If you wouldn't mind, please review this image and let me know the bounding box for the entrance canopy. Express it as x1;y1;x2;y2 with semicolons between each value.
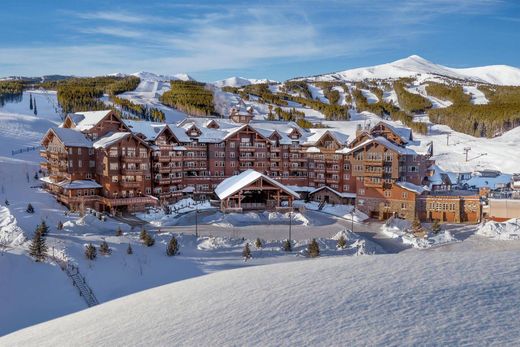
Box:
215;169;300;212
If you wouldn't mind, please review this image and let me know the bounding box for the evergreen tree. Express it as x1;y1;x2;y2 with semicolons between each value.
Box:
37;221;49;236
4;199;9;206
166;235;179;256
85;243;96;260
411;219;424;234
115;226;123;236
29;229;47;262
26;203;34;214
33;99;37;116
432;220;441;234
57;220;63;230
282;239;292;252
308;239;320;258
242;243;252;261
139;228;147;240
255;237;263;249
34;172;39;180
99;240;111;255
127;244;133;255
337;235;347;249
143;233;155;247
29;93;33;110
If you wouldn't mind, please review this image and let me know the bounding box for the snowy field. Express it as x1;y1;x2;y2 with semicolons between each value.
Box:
4;247;520;346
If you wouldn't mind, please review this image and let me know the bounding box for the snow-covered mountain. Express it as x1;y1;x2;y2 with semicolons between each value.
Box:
304;55;520;86
213;76;278;88
131;71;194;82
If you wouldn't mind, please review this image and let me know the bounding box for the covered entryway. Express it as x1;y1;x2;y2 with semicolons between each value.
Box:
214;169;300;213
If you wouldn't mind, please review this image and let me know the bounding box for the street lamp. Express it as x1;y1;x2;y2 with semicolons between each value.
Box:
288;210;292;243
349;209;355;233
195;205;199;238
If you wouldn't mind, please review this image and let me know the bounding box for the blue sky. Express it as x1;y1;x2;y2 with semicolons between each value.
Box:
0;0;518;81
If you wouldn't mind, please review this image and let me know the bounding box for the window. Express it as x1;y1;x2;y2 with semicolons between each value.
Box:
145;188;151;194
77;148;82;155
68;148;72;155
401;203;407;209
402;192;408;199
343;174;350;180
109;148;118;157
384;190;391;197
109;163;119;171
112;176;118;183
89;160;95;168
343;184;350;191
358;188;365;195
69;160;73;168
408;166;418;173
78;160;82;168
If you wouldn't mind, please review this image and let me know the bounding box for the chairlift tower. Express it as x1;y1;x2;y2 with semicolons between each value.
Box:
464;147;471;162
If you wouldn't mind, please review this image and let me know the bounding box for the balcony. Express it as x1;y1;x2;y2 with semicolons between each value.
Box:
121;168;145;175
270;156;281;161
239;145;255;152
364;178;383;188
40;162;50;170
158;167;171;174
363;169;384;178
289;146;300;152
120;181;141;189
40;150;49;159
49;152;67;160
239;156;255;161
157;156;171;163
365;158;384;166
270;147;281;152
102;196;158;207
290;157;307;162
122;156;147;163
155;177;171;185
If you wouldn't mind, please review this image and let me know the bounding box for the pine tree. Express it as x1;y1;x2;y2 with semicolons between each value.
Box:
282;239;292;252
411;219;424;234
26;203;34;213
33;99;37;116
85;243;97;260
242;243;252;261
166;235;179;256
29;93;33;110
308;239;320;258
34;172;39;180
337;235;347;249
4;199;9;206
255;237;263;249
143;233;155;247
115;226;123;236
57;220;63;230
127;244;133;255
37;221;49;236
99;241;111;255
29;229;47;262
432;220;441;234
139;228;147;240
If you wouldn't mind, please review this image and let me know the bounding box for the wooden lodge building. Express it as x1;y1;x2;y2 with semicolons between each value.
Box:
39;108;481;223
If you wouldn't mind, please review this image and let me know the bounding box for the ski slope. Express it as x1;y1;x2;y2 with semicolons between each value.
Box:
4;249;520;346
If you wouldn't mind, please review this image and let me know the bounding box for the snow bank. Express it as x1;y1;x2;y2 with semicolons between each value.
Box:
0;205;25;247
477;219;520;240
6;251;520;346
136;198;213;226
381;217;458;249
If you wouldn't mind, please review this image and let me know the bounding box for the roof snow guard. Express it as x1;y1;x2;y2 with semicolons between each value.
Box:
214;169;300;200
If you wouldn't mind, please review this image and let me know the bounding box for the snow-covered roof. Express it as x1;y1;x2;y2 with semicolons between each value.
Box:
215;169;300;200
338;136;417;156
47;128;93;148
306;146;321;153
39;177;102;189
124;120;167;141
70;110;112;131
463;172;512;190
309;186;357;198
372;121;412;143
93;132;131;149
396;181;428;194
303;129;349;147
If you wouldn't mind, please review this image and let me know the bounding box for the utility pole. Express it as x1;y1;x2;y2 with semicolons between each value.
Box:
288;210;292;242
464;147;471;162
350;210;354;233
195;205;198;238
446;133;450;146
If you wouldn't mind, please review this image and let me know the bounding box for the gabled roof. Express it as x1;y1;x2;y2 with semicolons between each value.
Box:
309;186;356;198
336;136;417;155
123;120;168;141
304;129;349;147
67;110;113;131
396;181;428;194
43;128;93;148
371;121;412;143
93;132;131;149
215;169;300;200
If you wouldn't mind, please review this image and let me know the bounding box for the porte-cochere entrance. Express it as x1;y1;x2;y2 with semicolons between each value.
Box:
214;169;300;213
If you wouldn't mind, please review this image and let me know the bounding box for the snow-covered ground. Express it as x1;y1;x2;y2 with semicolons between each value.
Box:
5;248;520;346
293;201;368;222
360;89;379;104
463;85;488;105
477;218;520;240
381;217;459;249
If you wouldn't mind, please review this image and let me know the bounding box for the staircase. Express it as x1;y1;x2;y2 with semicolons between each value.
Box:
63;263;99;307
318;200;326;211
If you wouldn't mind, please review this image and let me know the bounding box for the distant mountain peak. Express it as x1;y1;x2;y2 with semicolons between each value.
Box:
131;71;194;82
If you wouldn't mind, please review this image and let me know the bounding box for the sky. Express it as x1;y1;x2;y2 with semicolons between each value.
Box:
0;0;519;82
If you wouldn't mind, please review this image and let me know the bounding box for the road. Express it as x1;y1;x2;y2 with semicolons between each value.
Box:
139;210;411;254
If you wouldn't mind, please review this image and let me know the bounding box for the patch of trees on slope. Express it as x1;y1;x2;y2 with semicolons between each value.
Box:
427;83;520;137
40;76;140;114
160;81;216;117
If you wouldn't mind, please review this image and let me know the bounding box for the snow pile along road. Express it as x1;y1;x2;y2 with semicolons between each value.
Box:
4;251;520;346
477;218;520;240
382;217;458;249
